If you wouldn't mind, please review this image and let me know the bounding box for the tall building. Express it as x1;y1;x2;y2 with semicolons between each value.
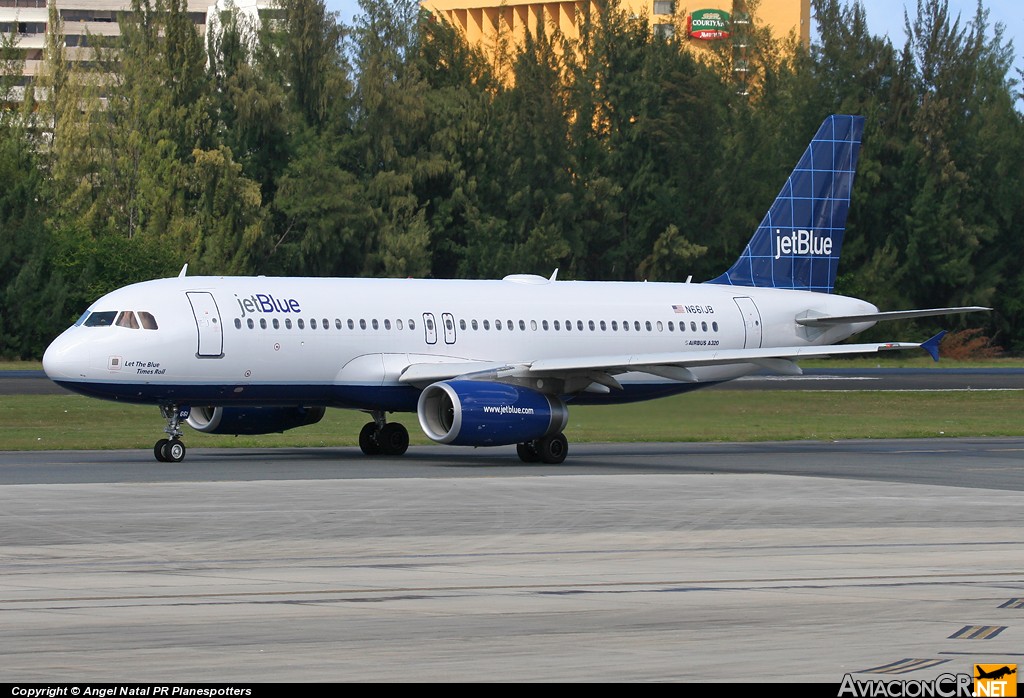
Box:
421;0;810;87
0;0;278;107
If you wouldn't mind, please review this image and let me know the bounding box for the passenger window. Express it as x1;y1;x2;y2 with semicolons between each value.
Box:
495;320;502;331
701;321;708;331
542;320;549;330
310;319;318;329
385;319;392;330
460;319;466;330
645;321;652;332
409;319;416;330
372;319;379;330
336;319;342;330
247;318;254;329
553;320;560;330
348;319;355;329
260;318;267;329
611;321;618;331
273;319;280;329
635;321;641;331
138;311;158;330
323;318;329;330
298;319;305;329
483;320;490;330
397;319;404;330
285;318;292;329
234;318;242;329
691;322;697;331
472;319;478;330
712;322;719;332
668;321;675;332
519;320;526;331
359;319;366;330
657;321;663;331
530;320;537;331
565;320;572;331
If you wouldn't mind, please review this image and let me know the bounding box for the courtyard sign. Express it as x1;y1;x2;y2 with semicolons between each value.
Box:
688;8;730;40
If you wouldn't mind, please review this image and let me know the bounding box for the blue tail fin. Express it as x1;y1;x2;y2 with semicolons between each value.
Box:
707;114;865;293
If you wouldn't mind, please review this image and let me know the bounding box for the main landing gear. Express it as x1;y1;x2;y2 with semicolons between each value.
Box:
516;433;568;465
359;411;410;456
154;404;187;463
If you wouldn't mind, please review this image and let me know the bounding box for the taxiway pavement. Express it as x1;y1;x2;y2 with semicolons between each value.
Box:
1;440;1022;682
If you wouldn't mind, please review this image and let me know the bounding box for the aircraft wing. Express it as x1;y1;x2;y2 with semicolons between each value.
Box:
399;339;933;388
796;306;990;326
522;341;924;377
399;361;520;385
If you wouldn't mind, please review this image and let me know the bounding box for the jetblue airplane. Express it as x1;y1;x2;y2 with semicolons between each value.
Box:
42;115;986;463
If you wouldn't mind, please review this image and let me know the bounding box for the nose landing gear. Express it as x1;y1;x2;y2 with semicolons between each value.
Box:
154;405;187;462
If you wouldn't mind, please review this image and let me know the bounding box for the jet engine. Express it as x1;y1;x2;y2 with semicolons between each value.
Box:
186;406;326;435
417;380;568;447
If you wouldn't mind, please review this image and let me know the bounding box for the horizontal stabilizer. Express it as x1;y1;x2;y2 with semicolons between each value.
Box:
920;331;947;362
795;306;990;327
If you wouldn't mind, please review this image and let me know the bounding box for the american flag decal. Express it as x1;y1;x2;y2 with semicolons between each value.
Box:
672;305;686;313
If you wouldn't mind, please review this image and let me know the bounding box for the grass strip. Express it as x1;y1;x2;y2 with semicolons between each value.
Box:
1;390;1020;451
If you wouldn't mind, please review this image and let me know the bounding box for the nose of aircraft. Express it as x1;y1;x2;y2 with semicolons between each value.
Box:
42;330;83;382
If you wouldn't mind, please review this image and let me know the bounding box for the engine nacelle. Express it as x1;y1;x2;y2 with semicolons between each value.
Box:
186;406;326;435
417;380;568;446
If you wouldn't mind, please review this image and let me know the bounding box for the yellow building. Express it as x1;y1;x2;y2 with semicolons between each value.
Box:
420;0;810;52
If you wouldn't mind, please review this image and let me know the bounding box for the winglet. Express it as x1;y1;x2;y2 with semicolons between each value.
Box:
921;331;947;362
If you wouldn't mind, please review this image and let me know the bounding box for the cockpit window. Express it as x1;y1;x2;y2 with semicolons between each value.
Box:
82;310;158;329
83;311;117;327
116;311;140;329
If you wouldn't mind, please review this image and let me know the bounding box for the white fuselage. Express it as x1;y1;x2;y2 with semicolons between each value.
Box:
42;274;878;411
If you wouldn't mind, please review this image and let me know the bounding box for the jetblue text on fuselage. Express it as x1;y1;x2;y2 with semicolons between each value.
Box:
236;293;301;317
774;229;833;259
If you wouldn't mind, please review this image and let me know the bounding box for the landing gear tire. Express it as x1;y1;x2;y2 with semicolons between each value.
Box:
536;433;568;465
359;422;383;456
516;441;541;463
155;404;187;463
378;423;410;456
161;439;186;463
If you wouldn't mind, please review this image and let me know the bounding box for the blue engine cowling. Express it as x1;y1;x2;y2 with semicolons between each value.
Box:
186;406;326;435
417;380;568;446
